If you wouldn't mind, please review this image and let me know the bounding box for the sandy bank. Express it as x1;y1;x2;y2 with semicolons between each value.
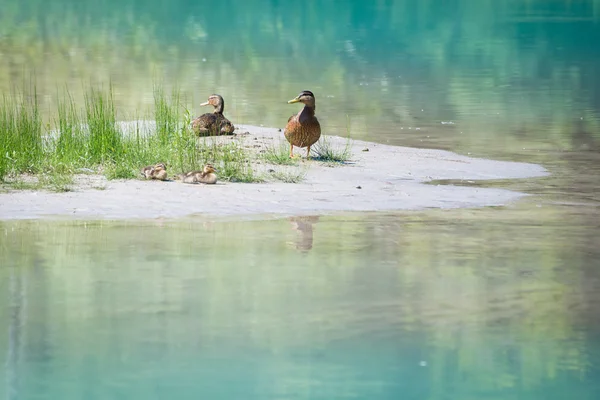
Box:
0;124;548;220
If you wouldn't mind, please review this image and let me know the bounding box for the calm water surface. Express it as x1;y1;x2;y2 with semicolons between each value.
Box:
1;209;600;399
2;0;600;398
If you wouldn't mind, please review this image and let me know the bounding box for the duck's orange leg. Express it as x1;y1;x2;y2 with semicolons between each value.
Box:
289;144;294;158
306;146;311;159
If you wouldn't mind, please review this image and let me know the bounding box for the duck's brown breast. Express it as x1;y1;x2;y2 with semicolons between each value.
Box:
284;116;321;148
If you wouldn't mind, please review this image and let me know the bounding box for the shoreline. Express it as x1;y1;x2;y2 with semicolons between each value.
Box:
0;124;549;221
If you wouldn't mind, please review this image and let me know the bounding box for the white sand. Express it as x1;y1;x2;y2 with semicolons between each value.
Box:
0;124;548;220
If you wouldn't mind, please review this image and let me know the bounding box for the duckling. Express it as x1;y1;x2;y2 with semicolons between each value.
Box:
140;163;168;181
284;90;321;158
174;171;200;184
191;94;235;136
174;164;218;184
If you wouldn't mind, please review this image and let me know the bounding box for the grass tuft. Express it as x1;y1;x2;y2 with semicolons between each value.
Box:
84;85;125;165
104;163;137;180
311;135;353;163
1;173;73;193
262;142;298;165
197;139;260;182
54;90;87;168
39;174;74;192
2;179;40;191
154;85;180;145
269;168;306;183
0;88;44;178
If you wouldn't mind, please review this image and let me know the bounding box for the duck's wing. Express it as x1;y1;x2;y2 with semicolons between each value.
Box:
192;113;219;135
141;166;153;177
183;170;202;177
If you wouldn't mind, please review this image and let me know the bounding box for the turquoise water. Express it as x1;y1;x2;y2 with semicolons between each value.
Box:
2;0;599;157
2;0;600;399
2;0;599;200
2;212;600;399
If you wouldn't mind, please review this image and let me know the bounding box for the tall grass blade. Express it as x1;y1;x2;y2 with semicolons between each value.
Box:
154;86;180;145
84;85;122;163
0;89;43;179
55;90;86;167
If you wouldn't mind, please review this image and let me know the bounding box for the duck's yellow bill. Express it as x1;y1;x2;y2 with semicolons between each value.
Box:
287;98;301;104
200;101;210;106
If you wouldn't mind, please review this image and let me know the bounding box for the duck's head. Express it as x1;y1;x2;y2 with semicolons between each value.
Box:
200;94;225;113
154;163;167;171
203;164;217;174
287;90;316;109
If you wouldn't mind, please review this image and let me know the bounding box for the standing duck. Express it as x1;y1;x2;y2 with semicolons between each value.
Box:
284;90;321;158
191;94;235;136
175;164;218;184
141;163;168;181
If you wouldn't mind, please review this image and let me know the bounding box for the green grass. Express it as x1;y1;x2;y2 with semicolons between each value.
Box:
269;168;307;183
197;139;260;182
85;85;123;164
311;134;353;163
2;173;74;193
153;85;180;146
54;91;88;168
39;173;74;192
0;83;266;189
1;180;40;191
0;88;44;179
261;137;353;164
262;142;298;165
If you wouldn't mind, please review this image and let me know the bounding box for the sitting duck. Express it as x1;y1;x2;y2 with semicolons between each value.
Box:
191;94;235;136
175;164;218;184
141;163;168;181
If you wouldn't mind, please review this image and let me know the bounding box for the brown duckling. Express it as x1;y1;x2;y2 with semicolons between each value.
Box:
174;164;218;184
191;94;235;136
141;163;168;181
284;90;321;158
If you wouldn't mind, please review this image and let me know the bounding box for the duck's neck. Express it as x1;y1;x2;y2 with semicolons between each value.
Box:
213;101;224;114
298;105;315;123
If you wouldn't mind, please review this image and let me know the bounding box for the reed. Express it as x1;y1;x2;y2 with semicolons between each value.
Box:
53;90;87;170
84;85;123;164
0;89;44;179
154;85;180;145
0;83;281;187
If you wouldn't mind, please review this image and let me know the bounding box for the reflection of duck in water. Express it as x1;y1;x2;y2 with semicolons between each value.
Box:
287;216;320;252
